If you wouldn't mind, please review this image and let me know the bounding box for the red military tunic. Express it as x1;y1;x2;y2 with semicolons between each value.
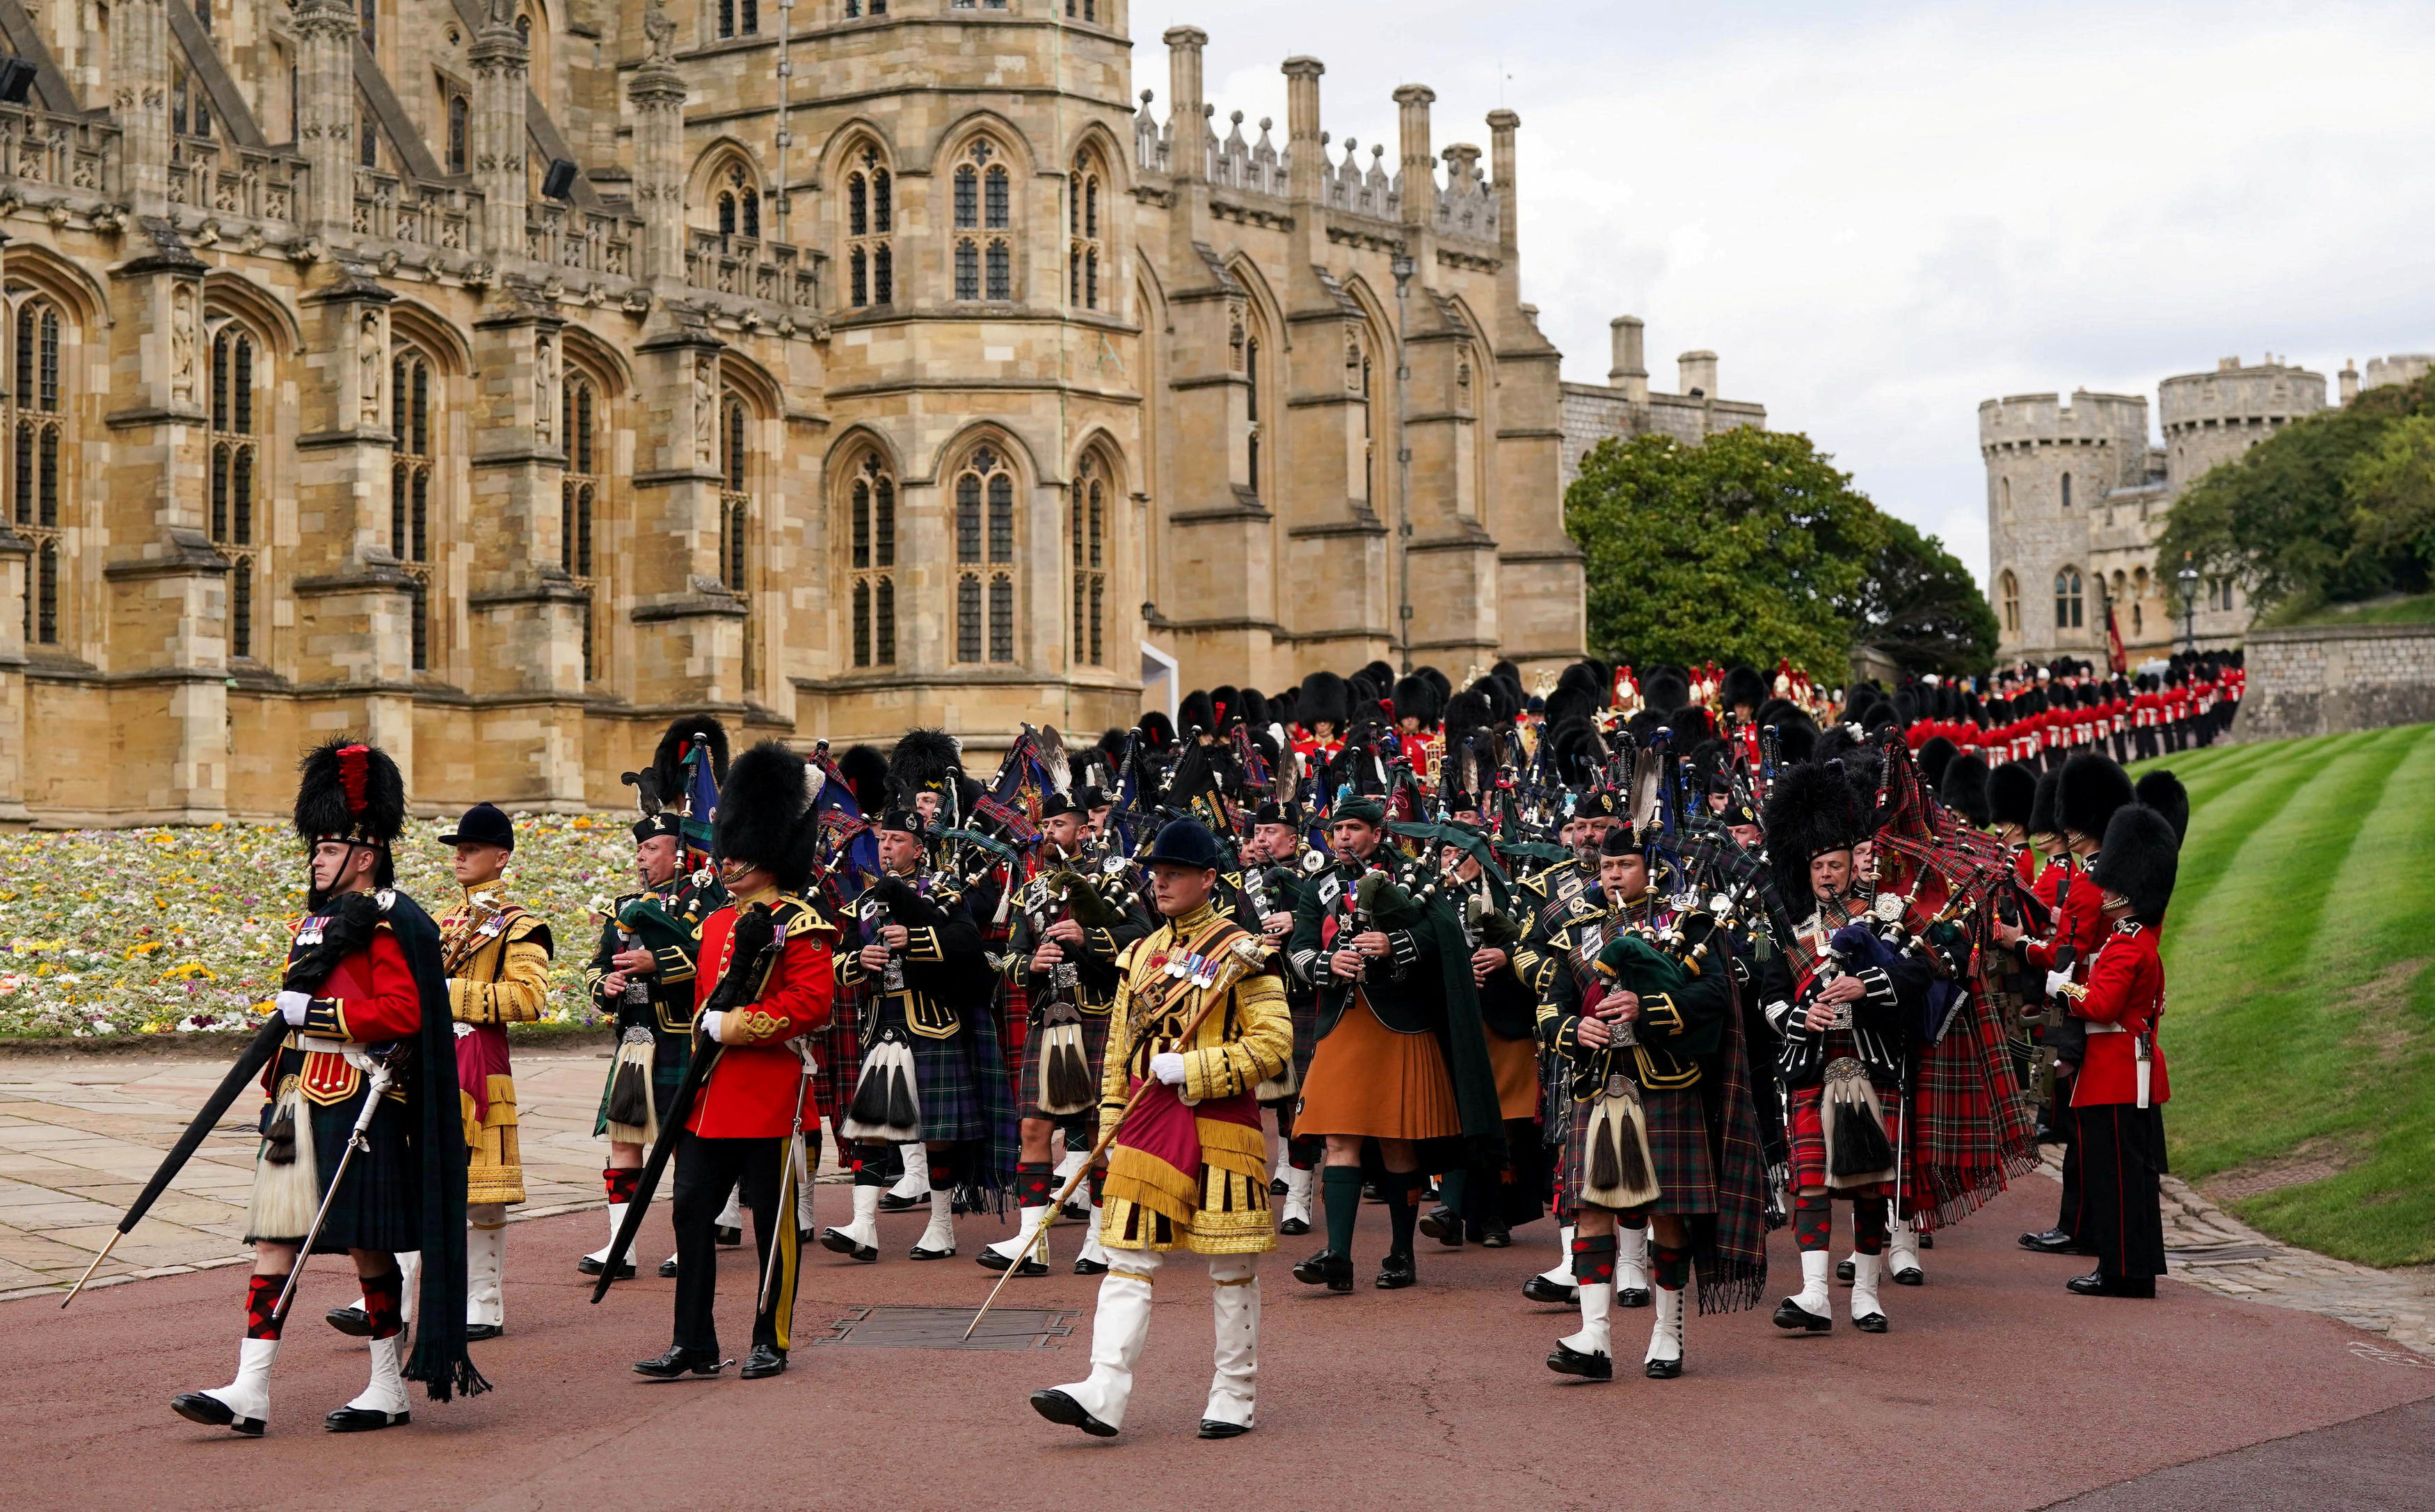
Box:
688;890;837;1139
2023;854;2105;983
292;920;425;1105
2063;918;2169;1108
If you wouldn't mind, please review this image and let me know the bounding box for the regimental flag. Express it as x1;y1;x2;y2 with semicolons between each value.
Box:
807;747;879;901
678;739;721;866
2105;600;2128;674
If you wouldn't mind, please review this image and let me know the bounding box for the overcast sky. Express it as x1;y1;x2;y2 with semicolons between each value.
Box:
1127;0;2435;588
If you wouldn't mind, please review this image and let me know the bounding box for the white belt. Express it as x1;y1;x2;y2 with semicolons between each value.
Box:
2084;1022;2127;1035
296;1034;380;1073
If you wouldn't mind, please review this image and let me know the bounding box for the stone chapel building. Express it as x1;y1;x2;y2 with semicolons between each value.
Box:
0;0;1583;823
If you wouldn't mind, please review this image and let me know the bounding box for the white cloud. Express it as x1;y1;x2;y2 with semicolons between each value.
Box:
1128;0;2435;584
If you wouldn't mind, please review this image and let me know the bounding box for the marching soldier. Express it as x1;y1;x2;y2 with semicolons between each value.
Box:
580;780;728;1280
633;741;838;1383
1030;819;1292;1440
1242;801;1320;1234
984;791;1153;1277
173;739;484;1436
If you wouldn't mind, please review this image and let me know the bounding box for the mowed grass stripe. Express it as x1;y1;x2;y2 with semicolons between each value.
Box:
2231;723;2435;1264
2153;727;2406;1181
2138;731;2363;937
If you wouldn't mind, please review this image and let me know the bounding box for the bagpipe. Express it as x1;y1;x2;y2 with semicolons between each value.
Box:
1019;858;1138;1118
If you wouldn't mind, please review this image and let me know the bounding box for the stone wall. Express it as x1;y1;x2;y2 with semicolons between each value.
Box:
2231;623;2435;742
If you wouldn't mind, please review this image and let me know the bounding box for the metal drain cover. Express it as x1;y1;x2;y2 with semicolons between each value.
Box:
811;1305;1078;1351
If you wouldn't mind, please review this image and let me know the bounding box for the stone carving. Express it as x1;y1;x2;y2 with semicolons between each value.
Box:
359;311;385;424
694;355;715;464
169;284;198;405
535;330;558;444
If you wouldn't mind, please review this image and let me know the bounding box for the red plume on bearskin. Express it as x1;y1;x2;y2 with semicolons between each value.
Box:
713;740;820;892
294;736;406;849
650;714;731;803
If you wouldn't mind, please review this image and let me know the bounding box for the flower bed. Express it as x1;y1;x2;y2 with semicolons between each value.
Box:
0;817;634;1038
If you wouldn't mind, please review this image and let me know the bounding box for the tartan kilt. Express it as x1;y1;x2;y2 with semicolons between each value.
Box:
245;1084;422;1253
1786;1083;1900;1198
592;1023;691;1137
1560;1081;1716;1218
813;1018;863;1127
1014;1002;1112;1126
905;1028;985;1143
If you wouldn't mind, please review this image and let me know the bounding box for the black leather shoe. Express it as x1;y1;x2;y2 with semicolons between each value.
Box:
740;1344;788;1380
977;1248;1048;1277
658;1257;679;1278
1292;1248;1355;1293
1892;1262;1925;1287
1645;1353;1684;1380
1418;1205;1462;1245
632;1346;724;1379
1375;1252;1417;1289
1835;1257;1855;1283
1617;1284;1652;1310
819;1228;879;1263
1270;1175;1291;1196
877;1191;929;1213
715;1225;744;1246
1522;1274;1578;1305
1062;1200;1092;1222
170;1392;263;1436
1073;1256;1108;1276
324;1405;408;1432
1772;1297;1832;1333
577;1253;637;1280
1030;1388;1118;1438
1277;1214;1310;1237
909;1241;956;1260
2066;1271;2155;1298
1199;1418;1252;1439
464;1324;503;1342
325;1305;372;1337
1478;1221;1512;1249
1852;1309;1889;1334
2019;1228;2092;1255
1545;1340;1613;1381
1917;1232;1934;1249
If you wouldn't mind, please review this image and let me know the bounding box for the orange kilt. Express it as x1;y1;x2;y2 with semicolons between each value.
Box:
1295;994;1460;1142
1487;1028;1539;1123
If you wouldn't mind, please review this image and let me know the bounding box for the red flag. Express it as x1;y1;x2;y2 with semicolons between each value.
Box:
2105;602;2127;674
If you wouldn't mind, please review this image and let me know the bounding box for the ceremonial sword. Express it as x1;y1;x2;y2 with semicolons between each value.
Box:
271;1053;399;1325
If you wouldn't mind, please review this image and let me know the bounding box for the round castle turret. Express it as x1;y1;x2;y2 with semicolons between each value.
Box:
1979;389;2150;658
2160;355;2326;490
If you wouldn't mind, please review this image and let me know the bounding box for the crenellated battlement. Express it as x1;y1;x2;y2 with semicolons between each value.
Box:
1977;389;2150;451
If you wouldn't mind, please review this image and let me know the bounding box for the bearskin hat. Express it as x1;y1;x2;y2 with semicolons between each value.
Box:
1917;735;1958;791
2136;769;2190;844
646;714;730;813
1670;705;1716;744
1179;689;1217;737
1418;665;1453;702
1492;659;1523;685
713;740;820;892
1722;664;1767;713
1579;659;1614;702
1442;689;1494;739
2059;752;2134;844
1762;758;1869;908
1942;753;1993;828
1624;708;1668;746
2029;766;2061;841
838;743;890;814
2090;803;2180;925
1359;659;1396;693
294;737;408;868
1138;710;1176;751
1988;761;2038;833
1298;670;1352;733
1236;687;1269;731
1541;684;1593;732
886;727;964;808
1775;716;1819;764
1393;673;1443;729
1556;661;1606;709
1644;667;1690;718
1346;672;1385;723
1211;685;1241;728
1547;718;1605;787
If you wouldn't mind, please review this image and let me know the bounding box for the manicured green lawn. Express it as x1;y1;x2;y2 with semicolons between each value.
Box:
2132;723;2435;1266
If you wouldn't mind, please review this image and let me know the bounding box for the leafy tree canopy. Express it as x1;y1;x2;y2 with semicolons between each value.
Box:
2155;373;2435;613
1563;426;1993;679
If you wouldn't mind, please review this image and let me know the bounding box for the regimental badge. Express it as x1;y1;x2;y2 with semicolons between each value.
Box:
1300;849;1327;876
1871;892;1904;924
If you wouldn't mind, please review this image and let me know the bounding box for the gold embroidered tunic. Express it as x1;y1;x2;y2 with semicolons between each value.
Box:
442;887;553;1206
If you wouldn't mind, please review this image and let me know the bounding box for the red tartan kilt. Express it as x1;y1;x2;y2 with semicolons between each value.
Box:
1002;980;1029;1062
813;1018;862;1125
1786;1083;1898;1198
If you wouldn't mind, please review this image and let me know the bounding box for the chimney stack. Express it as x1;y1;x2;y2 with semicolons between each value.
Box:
1165;28;1208;182
1679;349;1718;401
2340;360;2360;405
1609;316;1647;402
1393;83;1435;228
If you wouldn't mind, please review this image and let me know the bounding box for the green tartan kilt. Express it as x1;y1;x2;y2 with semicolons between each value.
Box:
1560;1081;1716;1218
593;1023;692;1137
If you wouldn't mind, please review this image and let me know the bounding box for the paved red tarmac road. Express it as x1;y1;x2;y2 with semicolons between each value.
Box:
8;1180;2429;1512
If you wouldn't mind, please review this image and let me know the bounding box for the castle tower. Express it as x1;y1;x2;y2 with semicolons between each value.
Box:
2160;355;2326;490
1979;389;2150;660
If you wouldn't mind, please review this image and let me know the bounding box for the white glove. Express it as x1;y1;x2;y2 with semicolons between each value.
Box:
2045;968;2074;998
698;1011;725;1045
1149;1052;1188;1086
276;990;312;1026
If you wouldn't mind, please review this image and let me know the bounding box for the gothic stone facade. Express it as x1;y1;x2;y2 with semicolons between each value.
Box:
0;0;1583;825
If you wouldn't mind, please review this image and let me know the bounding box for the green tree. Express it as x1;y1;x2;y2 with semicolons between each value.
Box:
1564;427;1889;679
1856;515;2000;676
2155;373;2435;613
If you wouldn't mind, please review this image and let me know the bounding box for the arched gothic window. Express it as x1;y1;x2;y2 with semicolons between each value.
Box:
1999;570;2019;635
2053;567;2083;631
446;94;469;175
1064;0;1096;17
952;444;1015;663
1071;453;1107;666
1356;342;1376;502
844;1;888;14
952;140;1012;303
1069;152;1103;309
719;392;757;691
716;161;760;239
390;346;436;670
1245;337;1263;496
10;296;66;648
208;323;262;660
844;145;893;307
561;373;599;682
847;452;896;668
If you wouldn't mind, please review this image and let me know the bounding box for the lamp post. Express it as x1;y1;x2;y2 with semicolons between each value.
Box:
1390;251;1415;676
2177;553;2199;656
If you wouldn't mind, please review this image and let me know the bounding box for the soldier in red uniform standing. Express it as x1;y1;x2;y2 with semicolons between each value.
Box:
2054;797;2180;1297
634;741;838;1383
